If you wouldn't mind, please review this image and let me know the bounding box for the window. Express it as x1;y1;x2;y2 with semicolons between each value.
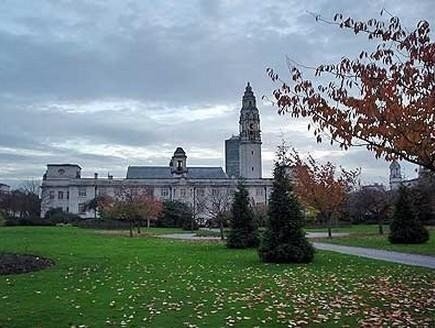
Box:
256;188;263;196
177;160;183;169
78;188;87;197
197;188;205;197
66;191;70;200
180;188;186;198
66;206;69;213
252;167;254;171
211;188;219;196
58;191;64;199
49;191;55;199
78;203;86;214
161;188;169;197
251;150;254;155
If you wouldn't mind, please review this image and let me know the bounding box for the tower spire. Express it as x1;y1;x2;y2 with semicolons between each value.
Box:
238;83;262;179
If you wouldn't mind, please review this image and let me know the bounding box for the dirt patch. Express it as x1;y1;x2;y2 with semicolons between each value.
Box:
0;253;55;275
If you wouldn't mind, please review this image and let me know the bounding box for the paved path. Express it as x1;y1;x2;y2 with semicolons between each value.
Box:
314;242;435;269
160;232;435;269
160;231;350;241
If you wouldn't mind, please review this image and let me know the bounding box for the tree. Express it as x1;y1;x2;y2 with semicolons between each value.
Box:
200;188;233;240
268;12;435;171
411;174;435;223
389;186;429;244
227;180;258;248
258;146;314;263
135;196;162;232
252;203;268;228
0;189;41;218
157;200;197;230
84;195;110;219
346;186;391;234
99;186;162;237
289;150;359;238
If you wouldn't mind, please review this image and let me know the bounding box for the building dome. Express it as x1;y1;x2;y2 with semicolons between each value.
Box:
174;147;186;156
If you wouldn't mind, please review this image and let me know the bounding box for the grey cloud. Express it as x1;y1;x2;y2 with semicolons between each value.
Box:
1;0;432;185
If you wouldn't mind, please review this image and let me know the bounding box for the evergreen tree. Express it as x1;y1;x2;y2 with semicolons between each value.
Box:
227;180;258;248
258;154;314;263
389;186;429;244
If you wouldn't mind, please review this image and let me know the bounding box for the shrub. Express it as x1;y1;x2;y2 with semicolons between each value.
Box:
258;157;314;263
389;186;429;244
157;200;197;230
44;208;81;224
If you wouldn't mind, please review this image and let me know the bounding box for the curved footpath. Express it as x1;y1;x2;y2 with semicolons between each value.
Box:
160;232;435;269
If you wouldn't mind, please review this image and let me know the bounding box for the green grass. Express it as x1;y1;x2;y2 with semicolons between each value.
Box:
0;227;434;327
309;225;435;256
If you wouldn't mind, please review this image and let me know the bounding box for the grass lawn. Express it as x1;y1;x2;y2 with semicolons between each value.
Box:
308;225;435;256
0;227;433;327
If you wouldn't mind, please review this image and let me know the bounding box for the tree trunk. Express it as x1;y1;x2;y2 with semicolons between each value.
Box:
137;221;141;234
378;217;384;235
147;218;150;229
219;215;225;240
327;215;332;238
129;220;133;237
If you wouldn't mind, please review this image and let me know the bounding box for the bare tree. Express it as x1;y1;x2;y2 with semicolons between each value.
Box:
199;187;234;240
20;179;40;196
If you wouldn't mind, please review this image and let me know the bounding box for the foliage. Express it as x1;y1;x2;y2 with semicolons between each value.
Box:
226;180;258;248
268;12;435;171
252;203;268;228
411;175;435;223
44;208;81;223
157;200;197;230
389;186;429;244
289;149;359;237
258;147;314;263
0;211;5;226
0;189;41;218
345;186;391;234
99;187;162;237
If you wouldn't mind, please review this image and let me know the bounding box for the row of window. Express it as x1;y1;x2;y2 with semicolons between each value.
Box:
48;188;87;200
159;187;265;198
49;187;266;201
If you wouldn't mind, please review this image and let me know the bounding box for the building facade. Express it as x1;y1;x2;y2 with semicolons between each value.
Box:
41;84;273;219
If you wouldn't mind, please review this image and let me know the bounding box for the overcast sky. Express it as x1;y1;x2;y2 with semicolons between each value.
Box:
1;0;433;187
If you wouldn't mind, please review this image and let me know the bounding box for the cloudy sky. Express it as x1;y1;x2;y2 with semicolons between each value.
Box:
1;0;433;187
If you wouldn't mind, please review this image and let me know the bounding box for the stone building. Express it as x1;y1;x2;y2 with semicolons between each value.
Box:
388;160;432;190
41;83;273;219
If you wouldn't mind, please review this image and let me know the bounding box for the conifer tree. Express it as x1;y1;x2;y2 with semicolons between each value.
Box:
227;180;258;248
258;148;314;263
389;186;429;244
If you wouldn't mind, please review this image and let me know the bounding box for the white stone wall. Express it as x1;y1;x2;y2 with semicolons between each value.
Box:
239;142;262;179
41;175;273;220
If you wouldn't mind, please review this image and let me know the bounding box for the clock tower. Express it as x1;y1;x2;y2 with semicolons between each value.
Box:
239;82;262;179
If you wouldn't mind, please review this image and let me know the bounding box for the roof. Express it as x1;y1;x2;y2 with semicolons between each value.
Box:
127;166;229;179
174;147;186;155
47;164;82;168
